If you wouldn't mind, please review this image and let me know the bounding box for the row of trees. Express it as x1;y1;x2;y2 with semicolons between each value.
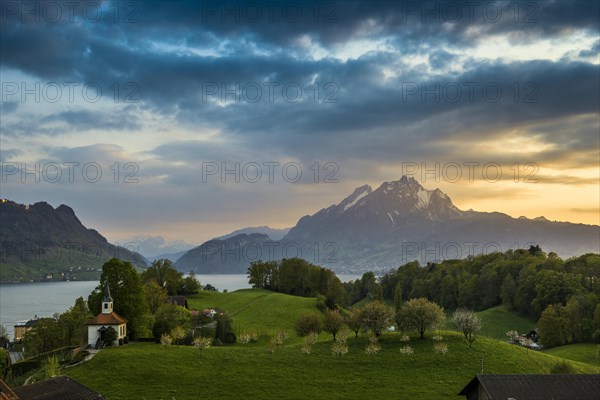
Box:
351;249;599;346
295;298;481;347
248;258;348;307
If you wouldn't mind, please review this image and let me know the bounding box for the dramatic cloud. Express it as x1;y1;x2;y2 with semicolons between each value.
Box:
1;0;598;242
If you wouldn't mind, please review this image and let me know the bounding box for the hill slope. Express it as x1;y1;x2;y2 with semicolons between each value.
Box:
187;289;319;333
0;200;146;282
65;333;599;400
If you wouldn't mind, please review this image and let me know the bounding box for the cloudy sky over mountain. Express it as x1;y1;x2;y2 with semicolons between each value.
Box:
1;0;598;244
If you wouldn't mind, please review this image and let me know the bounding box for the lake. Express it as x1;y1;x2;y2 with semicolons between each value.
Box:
0;273;363;340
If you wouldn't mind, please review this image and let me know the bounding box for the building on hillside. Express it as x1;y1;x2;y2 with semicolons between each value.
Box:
167;295;189;309
12;376;105;399
458;374;600;400
13;317;54;342
86;284;127;348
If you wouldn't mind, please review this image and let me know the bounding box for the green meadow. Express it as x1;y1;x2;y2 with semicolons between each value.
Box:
64;289;599;400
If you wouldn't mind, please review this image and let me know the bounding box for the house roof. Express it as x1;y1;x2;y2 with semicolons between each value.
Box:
13;376;105;400
0;379;19;400
458;374;600;400
167;296;188;309
14;318;54;328
86;311;127;326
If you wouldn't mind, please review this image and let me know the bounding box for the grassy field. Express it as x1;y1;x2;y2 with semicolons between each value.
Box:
64;332;599;400
475;306;536;340
187;289;320;337
61;290;599;399
543;343;600;366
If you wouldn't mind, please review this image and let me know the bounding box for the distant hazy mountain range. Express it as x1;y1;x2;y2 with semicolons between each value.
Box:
0;200;146;282
174;176;599;274
3;176;598;280
122;235;196;262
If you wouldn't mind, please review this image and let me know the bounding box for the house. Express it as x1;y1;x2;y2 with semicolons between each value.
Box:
458;374;600;400
13;317;53;342
86;284;127;348
12;376;105;399
167;295;189;309
202;308;219;318
525;329;540;343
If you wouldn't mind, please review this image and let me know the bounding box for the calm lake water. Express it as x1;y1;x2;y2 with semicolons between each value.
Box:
0;273;363;340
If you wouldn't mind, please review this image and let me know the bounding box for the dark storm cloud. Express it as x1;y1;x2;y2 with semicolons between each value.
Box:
1;108;141;137
1;0;599;233
2;0;598;80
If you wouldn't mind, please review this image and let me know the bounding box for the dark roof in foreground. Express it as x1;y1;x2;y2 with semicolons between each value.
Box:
13;376;105;400
0;379;19;400
458;374;600;400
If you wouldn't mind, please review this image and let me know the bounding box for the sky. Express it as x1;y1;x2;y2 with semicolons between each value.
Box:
1;0;599;247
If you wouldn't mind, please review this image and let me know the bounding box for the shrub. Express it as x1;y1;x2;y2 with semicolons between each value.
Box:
365;343;381;355
160;334;172;347
506;330;519;343
550;360;576;374
193;337;212;351
304;332;318;346
399;335;410;342
295;313;323;337
432;335;443;342
104;327;117;346
433;342;448;357
331;342;348;356
399;345;414;355
42;356;59;378
336;329;349;344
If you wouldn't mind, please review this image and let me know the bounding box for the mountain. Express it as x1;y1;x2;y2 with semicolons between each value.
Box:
175;233;274;273
0;200;147;282
149;250;190;263
123;235;195;260
174;176;600;274
215;226;290;241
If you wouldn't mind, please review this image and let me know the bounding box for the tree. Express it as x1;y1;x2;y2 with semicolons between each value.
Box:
215;314;236;344
537;304;571;348
528;244;543;256
295;313;323;337
140;259;184;295
152;304;191;339
323;309;345;341
345;308;362;338
359;301;394;337
89;258;150;339
394;282;403;310
182;272;201;294
452;309;481;348
22;319;63;358
145;280;168;314
500;275;517;308
0;349;10;379
397;298;445;340
58;297;92;346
